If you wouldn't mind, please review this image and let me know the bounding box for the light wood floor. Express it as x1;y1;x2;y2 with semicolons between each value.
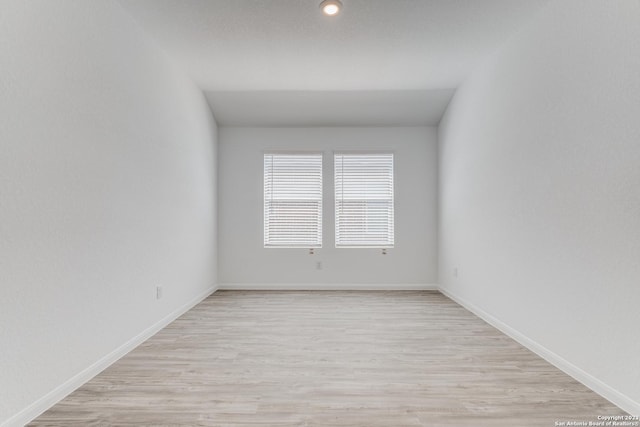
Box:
31;291;624;426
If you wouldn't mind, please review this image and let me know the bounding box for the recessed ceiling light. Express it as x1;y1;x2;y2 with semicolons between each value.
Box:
320;0;342;16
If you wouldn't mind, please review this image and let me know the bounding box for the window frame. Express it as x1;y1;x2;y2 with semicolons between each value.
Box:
263;151;323;249
334;151;395;249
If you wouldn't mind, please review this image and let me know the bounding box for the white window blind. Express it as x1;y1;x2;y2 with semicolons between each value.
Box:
264;153;323;248
335;153;394;248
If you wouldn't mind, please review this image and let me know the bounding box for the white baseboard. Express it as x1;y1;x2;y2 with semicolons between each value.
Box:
438;287;640;416
218;283;438;291
2;285;218;427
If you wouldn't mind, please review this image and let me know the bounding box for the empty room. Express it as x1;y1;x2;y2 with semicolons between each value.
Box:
1;0;639;426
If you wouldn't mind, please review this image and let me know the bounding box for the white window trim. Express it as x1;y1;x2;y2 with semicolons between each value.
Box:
264;151;323;249
334;152;395;249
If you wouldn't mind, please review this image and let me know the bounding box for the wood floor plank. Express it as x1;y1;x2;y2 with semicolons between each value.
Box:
30;291;625;426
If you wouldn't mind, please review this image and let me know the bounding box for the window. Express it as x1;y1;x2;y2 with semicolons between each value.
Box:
335;153;394;248
264;153;323;248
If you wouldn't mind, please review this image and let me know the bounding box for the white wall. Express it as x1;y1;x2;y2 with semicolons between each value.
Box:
219;127;437;287
439;0;640;413
0;1;218;425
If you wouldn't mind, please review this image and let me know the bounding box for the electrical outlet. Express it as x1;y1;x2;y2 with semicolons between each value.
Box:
316;261;323;270
156;285;163;300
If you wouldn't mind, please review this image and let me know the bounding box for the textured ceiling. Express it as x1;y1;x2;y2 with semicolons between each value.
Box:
205;89;454;127
118;0;551;125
